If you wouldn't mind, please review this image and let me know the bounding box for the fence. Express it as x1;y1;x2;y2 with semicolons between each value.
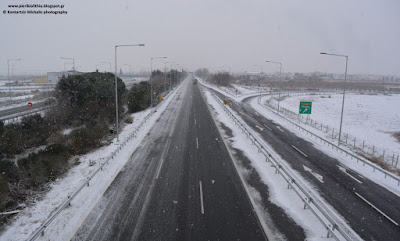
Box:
265;93;400;170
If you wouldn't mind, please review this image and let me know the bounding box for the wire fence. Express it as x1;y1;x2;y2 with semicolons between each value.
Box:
265;93;400;170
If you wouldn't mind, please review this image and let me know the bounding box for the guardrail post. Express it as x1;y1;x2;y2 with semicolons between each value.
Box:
326;226;331;238
303;198;308;209
382;150;385;162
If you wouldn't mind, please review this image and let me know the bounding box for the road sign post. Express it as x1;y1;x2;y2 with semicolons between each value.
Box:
299;101;312;114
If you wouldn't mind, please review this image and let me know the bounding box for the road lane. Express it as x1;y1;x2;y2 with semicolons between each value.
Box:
72;77;267;241
212;90;400;241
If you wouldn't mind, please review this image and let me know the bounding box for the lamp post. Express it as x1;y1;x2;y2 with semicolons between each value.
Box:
150;56;167;107
7;58;21;100
114;44;145;142
61;57;75;74
265;60;282;113
165;62;175;90
320;52;349;146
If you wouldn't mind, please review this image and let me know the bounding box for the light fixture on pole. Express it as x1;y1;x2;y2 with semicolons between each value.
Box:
150;56;167;107
7;58;21;101
265;60;283;112
320;52;349;146
114;44;145;142
61;57;75;74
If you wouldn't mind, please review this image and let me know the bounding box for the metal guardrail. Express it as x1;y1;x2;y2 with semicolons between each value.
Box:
27;83;183;241
256;97;400;186
208;90;358;241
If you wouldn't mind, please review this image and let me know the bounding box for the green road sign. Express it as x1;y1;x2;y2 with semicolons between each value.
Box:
299;101;312;114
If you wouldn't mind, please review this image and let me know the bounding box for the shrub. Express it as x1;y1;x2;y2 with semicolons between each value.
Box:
67;122;108;155
0;115;54;157
0;160;19;183
17;144;70;188
127;81;151;113
53;71;126;126
0;175;11;212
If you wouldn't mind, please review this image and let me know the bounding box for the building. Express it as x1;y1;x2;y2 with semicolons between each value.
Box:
47;71;82;84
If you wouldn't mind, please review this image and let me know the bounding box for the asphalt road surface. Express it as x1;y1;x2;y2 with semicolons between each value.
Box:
212;89;400;241
0;101;50;120
72;78;268;241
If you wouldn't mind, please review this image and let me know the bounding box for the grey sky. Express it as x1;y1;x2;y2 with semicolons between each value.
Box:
1;0;399;75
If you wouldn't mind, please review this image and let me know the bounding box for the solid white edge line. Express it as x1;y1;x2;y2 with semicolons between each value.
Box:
263;124;272;131
155;158;164;179
355;192;399;226
291;145;308;158
337;166;363;184
199;181;204;214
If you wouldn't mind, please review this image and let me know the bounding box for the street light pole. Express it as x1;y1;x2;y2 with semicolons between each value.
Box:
7;58;21;101
150;57;167;107
114;44;145;142
165;62;175;90
320;52;349;146
266;60;282;113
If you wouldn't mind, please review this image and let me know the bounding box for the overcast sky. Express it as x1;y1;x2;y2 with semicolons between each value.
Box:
1;0;399;75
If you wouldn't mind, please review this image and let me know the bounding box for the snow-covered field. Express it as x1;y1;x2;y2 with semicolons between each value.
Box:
269;93;400;165
0;81;185;241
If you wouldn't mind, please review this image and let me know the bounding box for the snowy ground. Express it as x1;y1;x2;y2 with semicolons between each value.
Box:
268;93;400;167
251;96;400;196
202;89;350;241
0;82;185;241
199;81;267;102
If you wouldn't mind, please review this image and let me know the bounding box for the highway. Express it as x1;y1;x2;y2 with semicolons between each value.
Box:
0;101;51;121
212;89;400;241
71;77;279;240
